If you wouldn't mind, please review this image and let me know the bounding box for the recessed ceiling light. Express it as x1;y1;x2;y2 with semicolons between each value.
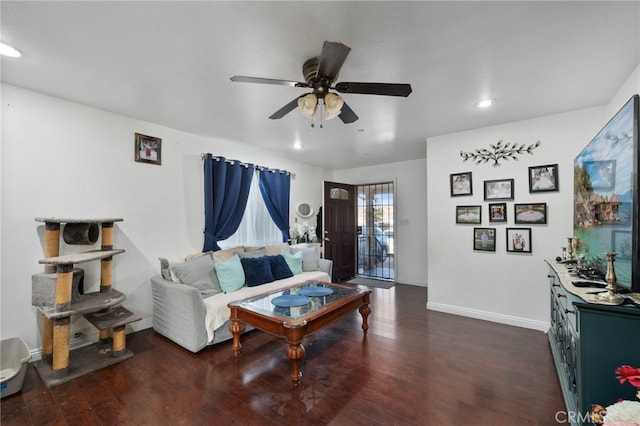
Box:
293;141;302;150
475;98;496;109
0;42;22;58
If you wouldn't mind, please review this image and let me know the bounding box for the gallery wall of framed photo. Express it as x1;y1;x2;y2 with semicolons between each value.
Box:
428;92;631;328
450;164;559;254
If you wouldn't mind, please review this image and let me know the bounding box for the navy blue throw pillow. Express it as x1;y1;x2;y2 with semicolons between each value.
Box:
268;255;294;280
240;256;274;287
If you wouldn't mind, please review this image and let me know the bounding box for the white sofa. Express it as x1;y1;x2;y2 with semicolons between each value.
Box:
151;243;332;352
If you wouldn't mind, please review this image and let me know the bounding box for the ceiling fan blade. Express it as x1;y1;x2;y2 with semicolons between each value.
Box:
231;75;308;88
338;102;359;124
334;82;413;97
269;96;304;120
317;41;351;83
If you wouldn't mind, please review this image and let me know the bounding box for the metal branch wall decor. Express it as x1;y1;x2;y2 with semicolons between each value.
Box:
460;140;541;167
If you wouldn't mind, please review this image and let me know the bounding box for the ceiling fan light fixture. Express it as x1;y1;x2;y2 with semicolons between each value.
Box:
475;98;497;109
324;93;344;120
298;93;318;119
231;41;411;125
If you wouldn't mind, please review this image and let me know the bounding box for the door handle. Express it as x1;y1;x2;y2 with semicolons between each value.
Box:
324;237;330;242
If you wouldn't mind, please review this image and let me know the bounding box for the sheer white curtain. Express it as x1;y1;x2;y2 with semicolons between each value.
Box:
218;172;282;249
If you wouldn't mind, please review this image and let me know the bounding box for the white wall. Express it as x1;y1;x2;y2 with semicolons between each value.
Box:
4;62;638;350
333;159;427;286
426;64;640;330
0;84;331;351
608;64;640;118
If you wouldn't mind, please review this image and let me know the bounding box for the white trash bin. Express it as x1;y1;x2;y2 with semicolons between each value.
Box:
0;337;31;398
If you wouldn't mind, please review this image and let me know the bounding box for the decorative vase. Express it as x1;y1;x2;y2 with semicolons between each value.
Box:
567;237;575;260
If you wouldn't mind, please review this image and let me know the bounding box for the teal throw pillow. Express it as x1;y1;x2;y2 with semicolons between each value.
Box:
214;254;245;293
280;249;303;275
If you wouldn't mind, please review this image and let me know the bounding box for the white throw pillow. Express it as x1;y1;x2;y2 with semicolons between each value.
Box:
291;246;320;272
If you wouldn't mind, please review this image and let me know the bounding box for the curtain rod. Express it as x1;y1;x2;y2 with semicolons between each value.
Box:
200;153;295;176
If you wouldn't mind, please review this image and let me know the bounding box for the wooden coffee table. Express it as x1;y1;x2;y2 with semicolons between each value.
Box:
228;281;371;385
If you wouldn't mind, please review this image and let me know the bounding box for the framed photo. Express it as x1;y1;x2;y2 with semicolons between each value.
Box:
583;160;616;190
456;205;482;224
514;203;547;224
506;228;532;253
135;132;162;165
450;172;472;196
484;178;514;201
529;164;559;193
489;203;507;223
473;228;496;252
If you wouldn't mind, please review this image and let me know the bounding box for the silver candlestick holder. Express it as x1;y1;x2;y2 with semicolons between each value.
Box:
596;252;625;304
566;237;575;260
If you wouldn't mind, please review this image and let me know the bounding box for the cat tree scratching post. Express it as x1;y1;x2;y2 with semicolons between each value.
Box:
33;218;140;387
40;222;60;363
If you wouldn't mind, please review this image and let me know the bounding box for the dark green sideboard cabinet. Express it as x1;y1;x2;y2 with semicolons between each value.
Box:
547;262;640;426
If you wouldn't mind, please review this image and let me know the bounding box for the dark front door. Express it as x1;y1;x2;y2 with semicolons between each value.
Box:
323;181;356;281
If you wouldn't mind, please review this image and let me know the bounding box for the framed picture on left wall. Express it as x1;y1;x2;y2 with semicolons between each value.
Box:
450;172;473;196
135;132;162;165
506;227;532;253
473;227;496;252
456;205;482;224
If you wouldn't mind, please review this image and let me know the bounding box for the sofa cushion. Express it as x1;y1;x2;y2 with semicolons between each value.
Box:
158;257;198;282
171;254;221;297
243;245;264;253
158;257;174;281
291;246;320;271
212;246;245;263
268;255;294;280
240;256;275;287
184;251;210;262
238;248;267;259
214;254;246;293
265;243;291;255
280;250;303;274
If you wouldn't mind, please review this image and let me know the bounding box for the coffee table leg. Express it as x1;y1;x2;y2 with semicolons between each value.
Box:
284;326;305;385
229;319;244;355
359;303;371;335
286;342;305;385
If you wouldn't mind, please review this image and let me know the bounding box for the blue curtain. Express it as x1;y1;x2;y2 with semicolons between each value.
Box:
202;155;254;251
259;169;291;242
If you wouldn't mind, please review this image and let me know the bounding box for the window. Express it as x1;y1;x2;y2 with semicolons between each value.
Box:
219;173;281;249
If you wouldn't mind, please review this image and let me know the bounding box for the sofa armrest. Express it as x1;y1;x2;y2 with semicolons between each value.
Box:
150;275;209;353
318;258;333;279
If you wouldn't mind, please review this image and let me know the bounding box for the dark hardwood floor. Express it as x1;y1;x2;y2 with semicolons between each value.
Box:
2;284;565;425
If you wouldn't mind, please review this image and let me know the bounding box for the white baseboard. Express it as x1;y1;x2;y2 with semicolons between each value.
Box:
426;301;549;331
29;317;154;361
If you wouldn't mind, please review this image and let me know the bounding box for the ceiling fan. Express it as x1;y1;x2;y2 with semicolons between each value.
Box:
230;41;412;126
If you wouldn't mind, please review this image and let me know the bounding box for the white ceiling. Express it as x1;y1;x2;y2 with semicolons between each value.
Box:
2;1;639;170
